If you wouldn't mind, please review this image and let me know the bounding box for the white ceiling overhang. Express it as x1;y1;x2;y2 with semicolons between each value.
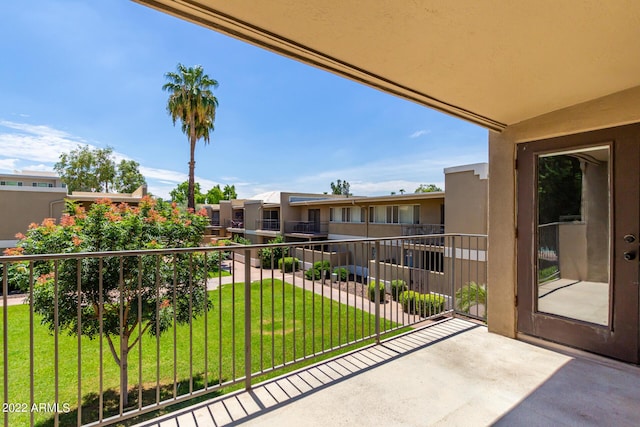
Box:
135;0;640;132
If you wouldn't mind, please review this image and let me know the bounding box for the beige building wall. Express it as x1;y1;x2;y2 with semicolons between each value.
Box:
488;85;640;338
444;164;488;235
0;188;67;247
219;200;232;228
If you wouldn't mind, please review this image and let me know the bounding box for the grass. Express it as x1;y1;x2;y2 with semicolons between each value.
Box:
1;279;399;426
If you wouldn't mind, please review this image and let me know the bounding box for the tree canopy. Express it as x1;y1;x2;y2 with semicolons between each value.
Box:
163;64;219;210
330;180;351;196
414;184;443;193
12;197;210;406
171;181;237;206
54;145;146;194
537;155;582;225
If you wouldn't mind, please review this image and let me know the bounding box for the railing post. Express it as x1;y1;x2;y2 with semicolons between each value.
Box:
451;235;457;317
3;263;8;427
374;241;381;344
244;248;252;390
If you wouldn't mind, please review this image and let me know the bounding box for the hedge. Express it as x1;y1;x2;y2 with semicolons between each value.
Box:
333;267;349;281
368;281;386;302
390;279;407;301
278;257;299;272
399;291;445;316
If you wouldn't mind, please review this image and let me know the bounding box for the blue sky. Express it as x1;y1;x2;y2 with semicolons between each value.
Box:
0;0;487;199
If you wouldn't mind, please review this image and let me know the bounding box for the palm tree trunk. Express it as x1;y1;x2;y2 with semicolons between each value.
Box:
188;133;197;210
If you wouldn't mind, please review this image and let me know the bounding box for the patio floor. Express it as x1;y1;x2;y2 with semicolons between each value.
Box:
134;317;640;427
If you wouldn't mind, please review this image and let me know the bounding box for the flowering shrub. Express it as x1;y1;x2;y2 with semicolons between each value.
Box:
5;196;210;405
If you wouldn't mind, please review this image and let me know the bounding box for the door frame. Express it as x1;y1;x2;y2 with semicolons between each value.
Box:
516;123;640;363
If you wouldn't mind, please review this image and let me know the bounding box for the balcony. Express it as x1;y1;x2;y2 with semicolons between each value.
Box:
254;219;280;239
1;234;637;426
402;223;444;236
284;221;328;239
225;219;245;231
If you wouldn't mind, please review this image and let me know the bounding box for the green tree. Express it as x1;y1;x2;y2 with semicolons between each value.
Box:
114;159;146;193
414;184;443;193
14;197;210;406
537;155;582;225
205;185;225;204
223;184;237;200
54;145;146;194
330;179;351;196
55;145;116;193
163;63;219;210
170;180;205;206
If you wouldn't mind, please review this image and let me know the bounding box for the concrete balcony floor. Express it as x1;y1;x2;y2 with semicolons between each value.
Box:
135;317;640;427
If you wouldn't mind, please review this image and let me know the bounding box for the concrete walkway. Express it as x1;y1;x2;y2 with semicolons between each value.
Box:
134;317;640;427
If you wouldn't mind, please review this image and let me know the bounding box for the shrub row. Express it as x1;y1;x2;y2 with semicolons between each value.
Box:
277;257;299;272
304;261;350;281
368;279;407;303
398;291;445;316
367;281;385;302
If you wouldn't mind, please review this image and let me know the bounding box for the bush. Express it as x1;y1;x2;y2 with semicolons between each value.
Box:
368;281;386;302
455;282;487;318
304;260;331;281
390;279;407;301
399;290;419;313
416;293;445;316
278;257;299;272
399;291;445;316
313;260;331;271
333;267;349;281
232;235;252;245
0;261;30;294
305;268;321;280
259;235;289;269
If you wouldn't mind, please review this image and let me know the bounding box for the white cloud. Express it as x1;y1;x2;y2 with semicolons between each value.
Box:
0;120;225;198
0;130;85;163
0;158;18;171
409;129;430;139
20;164;54;172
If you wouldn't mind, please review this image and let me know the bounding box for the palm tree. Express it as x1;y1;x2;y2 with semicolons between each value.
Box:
163;64;219;210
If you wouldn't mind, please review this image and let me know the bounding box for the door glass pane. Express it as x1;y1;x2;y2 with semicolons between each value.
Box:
536;146;610;326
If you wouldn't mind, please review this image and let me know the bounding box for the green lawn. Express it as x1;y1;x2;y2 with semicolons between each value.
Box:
1;279;397;426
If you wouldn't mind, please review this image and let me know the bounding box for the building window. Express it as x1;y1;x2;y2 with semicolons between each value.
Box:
370;206;386;223
405;249;443;273
0;181;22;186
342;207;351;222
330;207;354;223
369;205;419;224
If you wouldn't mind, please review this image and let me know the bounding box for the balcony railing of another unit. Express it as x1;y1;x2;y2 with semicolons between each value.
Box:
402;224;445;236
225;219;244;228
0;234;486;427
284;221;329;235
255;219;280;231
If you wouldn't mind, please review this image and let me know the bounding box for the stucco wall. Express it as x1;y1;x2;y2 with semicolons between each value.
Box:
444;166;488;234
244;202;261;232
0;189;66;245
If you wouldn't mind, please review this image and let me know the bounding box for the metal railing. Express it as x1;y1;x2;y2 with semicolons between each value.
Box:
284;221;328;235
225;219;244;229
402;224;445;236
0;234;486;427
255;219;280;231
538;222;560;283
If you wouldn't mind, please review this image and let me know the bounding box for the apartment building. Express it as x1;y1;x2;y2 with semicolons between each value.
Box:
202;163;487;285
0;170;147;249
